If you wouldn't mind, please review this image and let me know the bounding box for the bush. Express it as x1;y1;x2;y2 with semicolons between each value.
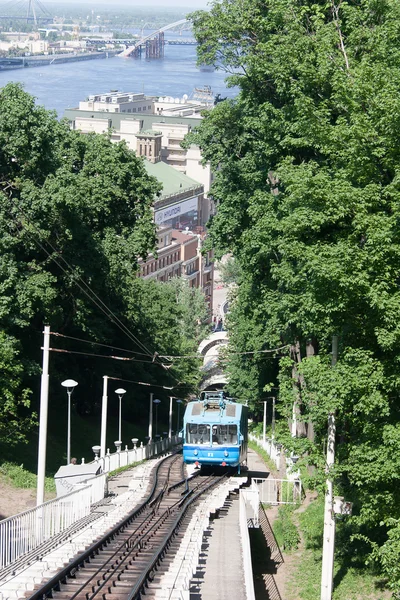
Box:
274;505;300;551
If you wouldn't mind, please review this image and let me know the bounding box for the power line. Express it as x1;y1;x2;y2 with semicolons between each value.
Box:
108;376;176;390
48;347;164;364
160;344;290;360
5;198;167;364
51;332;151;357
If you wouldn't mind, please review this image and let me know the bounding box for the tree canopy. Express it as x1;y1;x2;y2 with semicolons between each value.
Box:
189;0;400;590
0;83;206;458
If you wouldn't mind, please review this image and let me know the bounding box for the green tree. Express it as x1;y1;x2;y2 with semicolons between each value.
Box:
0;83;210;456
189;0;400;582
0;83;160;445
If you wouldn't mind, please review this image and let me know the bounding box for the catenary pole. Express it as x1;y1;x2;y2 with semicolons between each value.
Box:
169;396;173;439
148;392;154;442
321;336;338;600
100;376;108;458
262;400;267;445
36;325;50;507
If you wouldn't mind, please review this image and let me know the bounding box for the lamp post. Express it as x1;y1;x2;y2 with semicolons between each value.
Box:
61;379;78;465
176;399;183;434
153;398;161;438
115;388;126;443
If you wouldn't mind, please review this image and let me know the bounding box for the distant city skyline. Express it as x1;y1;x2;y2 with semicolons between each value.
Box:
42;0;210;6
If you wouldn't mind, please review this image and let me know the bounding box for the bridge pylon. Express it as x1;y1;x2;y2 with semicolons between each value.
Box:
146;32;164;59
0;0;53;25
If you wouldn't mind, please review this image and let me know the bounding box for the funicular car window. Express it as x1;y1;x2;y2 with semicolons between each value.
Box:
187;424;210;444
212;424;238;445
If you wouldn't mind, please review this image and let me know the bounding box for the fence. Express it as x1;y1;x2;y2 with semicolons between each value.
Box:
98;435;178;473
241;484;260;528
249;433;281;470
239;490;256;600
0;436;179;571
252;478;302;505
249;433;301;481
0;484;90;569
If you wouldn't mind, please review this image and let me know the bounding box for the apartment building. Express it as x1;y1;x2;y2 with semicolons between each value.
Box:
138;226;214;316
139;159;214;316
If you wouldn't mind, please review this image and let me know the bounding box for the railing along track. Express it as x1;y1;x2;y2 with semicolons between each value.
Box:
26;453;222;600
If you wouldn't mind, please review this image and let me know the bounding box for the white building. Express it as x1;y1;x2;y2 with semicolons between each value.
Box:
78;91;156;114
64;90;214;195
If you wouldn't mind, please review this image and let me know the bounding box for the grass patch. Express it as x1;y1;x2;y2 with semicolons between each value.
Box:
273;504;300;551
286;496;391;600
108;460;145;478
0;462;56;493
248;439;279;476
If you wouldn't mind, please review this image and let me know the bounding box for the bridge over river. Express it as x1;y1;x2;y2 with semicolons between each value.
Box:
120;19;192;59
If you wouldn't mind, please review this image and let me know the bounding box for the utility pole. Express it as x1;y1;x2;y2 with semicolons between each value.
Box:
169;396;173;439
321;336;338;600
36;326;50;507
148;392;154;442
262;400;267;445
100;376;108;458
272;396;276;439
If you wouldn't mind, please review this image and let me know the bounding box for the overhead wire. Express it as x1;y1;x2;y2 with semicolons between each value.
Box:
160;344;290;360
48;347;165;364
108;376;194;391
5;197;168;364
4;195;186;388
51;332;152;357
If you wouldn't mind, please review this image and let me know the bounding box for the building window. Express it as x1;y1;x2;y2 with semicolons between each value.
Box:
133;108;136;112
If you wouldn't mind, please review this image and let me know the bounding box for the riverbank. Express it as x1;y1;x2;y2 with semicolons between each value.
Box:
0;50;120;72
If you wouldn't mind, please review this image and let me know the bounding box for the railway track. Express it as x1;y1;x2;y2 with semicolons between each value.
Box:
26;453;226;600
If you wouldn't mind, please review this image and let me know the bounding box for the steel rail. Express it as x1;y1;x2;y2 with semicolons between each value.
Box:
26;451;182;600
128;473;228;599
79;472;216;600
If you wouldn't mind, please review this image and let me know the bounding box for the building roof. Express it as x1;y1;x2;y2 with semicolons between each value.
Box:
172;229;198;244
143;160;202;198
64;108;203;132
137;129;162;137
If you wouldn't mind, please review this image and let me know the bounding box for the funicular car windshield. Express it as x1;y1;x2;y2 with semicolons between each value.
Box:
212;425;238;445
187;423;210;444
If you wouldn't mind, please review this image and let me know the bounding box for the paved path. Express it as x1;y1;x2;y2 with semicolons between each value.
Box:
189;450;272;600
247;447;271;479
190;493;245;600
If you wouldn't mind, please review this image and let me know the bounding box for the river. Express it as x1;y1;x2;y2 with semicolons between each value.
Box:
0;42;234;116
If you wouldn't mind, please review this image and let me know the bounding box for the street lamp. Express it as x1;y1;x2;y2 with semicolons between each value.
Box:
114;388;126;443
176;399;183;434
153;398;161;438
61;379;78;465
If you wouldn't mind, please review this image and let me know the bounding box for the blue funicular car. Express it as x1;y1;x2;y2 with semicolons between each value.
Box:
182;391;248;472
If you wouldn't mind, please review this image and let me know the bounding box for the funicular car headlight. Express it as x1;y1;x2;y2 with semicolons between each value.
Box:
193;449;198;456
224;451;229;457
